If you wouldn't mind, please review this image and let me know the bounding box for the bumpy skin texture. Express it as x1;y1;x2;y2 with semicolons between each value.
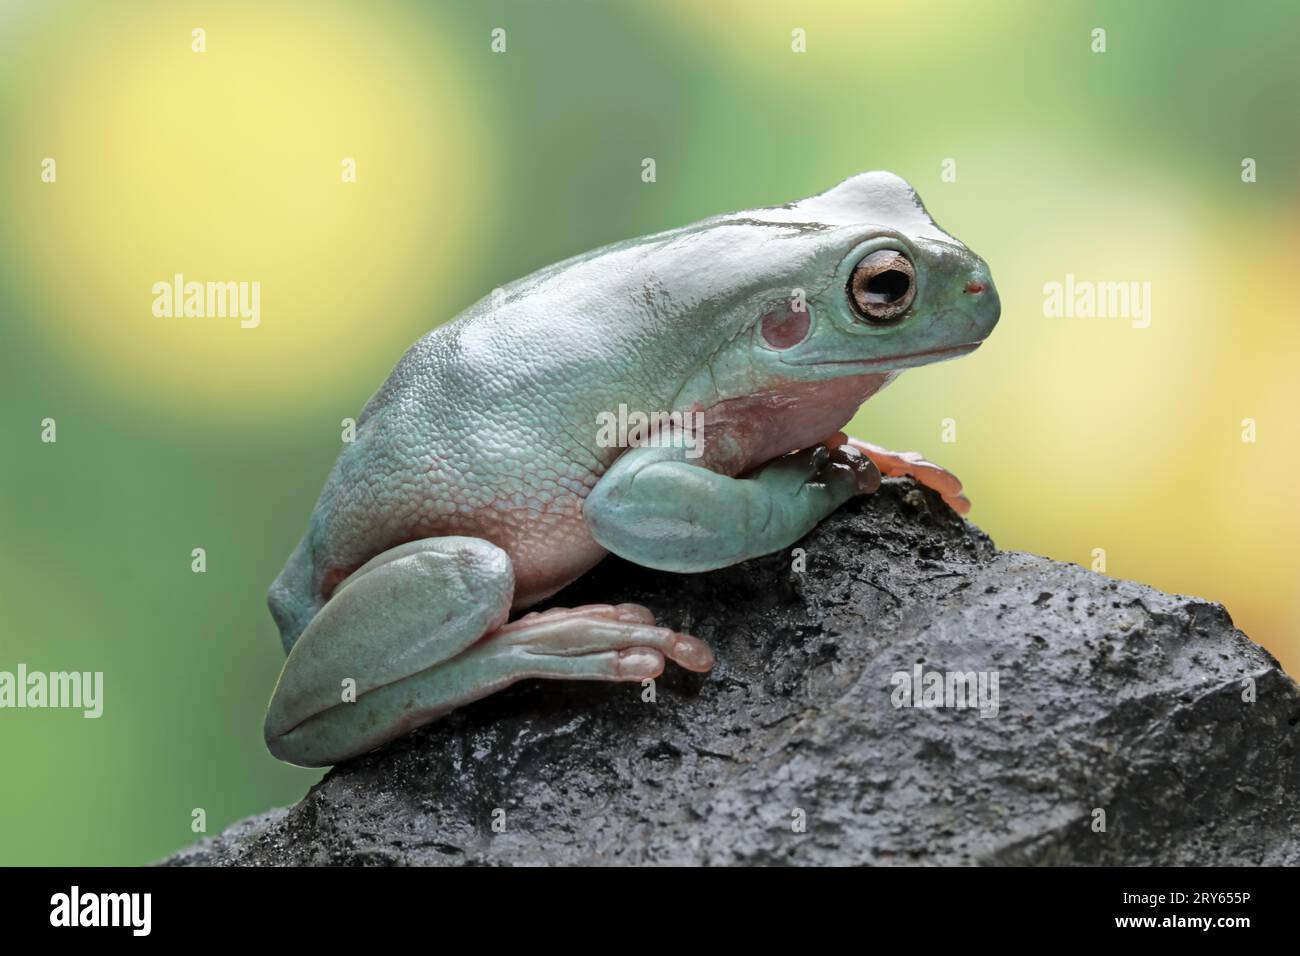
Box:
264;171;1001;766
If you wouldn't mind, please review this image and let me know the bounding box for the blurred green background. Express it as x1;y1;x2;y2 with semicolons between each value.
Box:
1;0;1297;864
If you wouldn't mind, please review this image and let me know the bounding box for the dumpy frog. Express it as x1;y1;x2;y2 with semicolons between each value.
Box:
264;171;1000;766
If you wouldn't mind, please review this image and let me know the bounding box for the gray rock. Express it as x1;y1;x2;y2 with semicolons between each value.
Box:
164;480;1300;866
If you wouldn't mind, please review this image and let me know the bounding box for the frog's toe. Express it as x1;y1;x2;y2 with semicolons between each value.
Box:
493;606;714;674
612;603;659;625
662;631;714;672
614;647;666;680
908;460;963;498
506;603;656;629
945;492;972;515
475;644;668;683
843;436;967;508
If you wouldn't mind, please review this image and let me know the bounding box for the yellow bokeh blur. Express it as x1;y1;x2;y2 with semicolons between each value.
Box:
4;0;496;416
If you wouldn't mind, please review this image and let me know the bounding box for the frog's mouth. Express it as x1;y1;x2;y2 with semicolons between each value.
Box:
788;342;980;368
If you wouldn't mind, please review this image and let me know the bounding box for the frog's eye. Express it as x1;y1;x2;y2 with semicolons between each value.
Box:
848;249;916;323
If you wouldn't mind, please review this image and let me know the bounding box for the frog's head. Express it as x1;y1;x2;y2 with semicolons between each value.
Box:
651;172;999;470
742;171;1000;381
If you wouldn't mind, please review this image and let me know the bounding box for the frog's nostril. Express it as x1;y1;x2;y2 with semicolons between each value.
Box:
964;281;985;295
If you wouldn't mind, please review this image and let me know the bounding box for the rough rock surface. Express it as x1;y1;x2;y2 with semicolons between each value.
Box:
165;480;1300;866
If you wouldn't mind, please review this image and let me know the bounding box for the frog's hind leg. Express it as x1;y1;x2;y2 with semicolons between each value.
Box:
264;536;711;767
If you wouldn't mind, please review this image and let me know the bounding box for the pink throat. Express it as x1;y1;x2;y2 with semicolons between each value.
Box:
699;372;894;476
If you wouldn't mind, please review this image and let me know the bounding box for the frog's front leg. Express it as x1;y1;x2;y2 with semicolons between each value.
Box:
583;442;881;573
829;433;971;514
263;536;711;767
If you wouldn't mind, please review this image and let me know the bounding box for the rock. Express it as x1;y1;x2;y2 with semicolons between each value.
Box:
164;480;1300;866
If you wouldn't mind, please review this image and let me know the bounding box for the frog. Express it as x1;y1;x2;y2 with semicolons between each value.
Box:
263;171;1000;767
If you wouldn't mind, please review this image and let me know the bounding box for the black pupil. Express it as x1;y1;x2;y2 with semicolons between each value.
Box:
866;269;910;305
